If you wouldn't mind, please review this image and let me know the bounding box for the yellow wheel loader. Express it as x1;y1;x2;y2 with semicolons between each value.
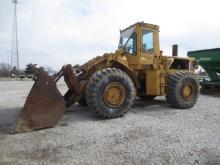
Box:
14;22;199;133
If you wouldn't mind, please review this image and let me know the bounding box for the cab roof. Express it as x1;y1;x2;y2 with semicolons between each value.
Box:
121;22;160;32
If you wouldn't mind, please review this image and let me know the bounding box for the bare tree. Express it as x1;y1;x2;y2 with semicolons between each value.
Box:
0;63;11;77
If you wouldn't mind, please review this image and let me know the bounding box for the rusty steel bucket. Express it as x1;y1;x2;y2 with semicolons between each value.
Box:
13;64;82;133
14;72;66;133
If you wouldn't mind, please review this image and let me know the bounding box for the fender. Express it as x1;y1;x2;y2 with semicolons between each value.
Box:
112;60;140;89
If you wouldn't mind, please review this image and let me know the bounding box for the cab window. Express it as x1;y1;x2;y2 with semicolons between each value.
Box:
142;30;154;54
122;32;137;55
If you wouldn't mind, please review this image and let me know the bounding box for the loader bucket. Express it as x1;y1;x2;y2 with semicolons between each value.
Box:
14;71;65;133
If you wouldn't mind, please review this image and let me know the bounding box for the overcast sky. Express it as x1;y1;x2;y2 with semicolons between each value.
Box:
0;0;220;70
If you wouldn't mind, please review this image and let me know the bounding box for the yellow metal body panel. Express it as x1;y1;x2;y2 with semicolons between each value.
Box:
146;69;166;96
146;70;161;95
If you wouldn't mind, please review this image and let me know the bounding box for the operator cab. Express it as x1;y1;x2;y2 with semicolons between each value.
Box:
118;22;160;68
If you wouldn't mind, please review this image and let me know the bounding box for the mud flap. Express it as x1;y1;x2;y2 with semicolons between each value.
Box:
13;72;65;133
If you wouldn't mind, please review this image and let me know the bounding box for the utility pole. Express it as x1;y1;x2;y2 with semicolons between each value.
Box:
11;0;19;70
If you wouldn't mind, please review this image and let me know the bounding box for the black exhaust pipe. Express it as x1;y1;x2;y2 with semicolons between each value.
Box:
172;44;178;56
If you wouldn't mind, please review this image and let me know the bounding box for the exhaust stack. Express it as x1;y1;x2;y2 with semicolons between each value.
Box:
172;44;178;57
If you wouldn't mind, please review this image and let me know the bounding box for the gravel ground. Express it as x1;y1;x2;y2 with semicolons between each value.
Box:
0;80;219;165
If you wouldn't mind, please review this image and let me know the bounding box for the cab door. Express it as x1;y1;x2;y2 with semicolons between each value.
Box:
141;29;161;95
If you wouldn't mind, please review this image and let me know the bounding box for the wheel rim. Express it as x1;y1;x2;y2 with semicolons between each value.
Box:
182;84;193;101
103;82;126;107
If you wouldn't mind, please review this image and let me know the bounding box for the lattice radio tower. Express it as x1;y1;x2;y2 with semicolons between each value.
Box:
11;0;19;70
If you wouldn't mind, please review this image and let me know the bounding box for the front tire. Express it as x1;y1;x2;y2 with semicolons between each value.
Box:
86;68;136;118
166;72;199;109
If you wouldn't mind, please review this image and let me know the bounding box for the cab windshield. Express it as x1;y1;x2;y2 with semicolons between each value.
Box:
118;26;136;54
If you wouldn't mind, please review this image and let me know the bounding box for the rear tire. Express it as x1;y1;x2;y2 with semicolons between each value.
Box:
166;72;199;109
86;68;136;118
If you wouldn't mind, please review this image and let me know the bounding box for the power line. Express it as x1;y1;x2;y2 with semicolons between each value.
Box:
11;0;19;70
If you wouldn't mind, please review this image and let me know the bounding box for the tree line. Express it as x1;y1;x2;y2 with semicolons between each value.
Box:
0;63;55;78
